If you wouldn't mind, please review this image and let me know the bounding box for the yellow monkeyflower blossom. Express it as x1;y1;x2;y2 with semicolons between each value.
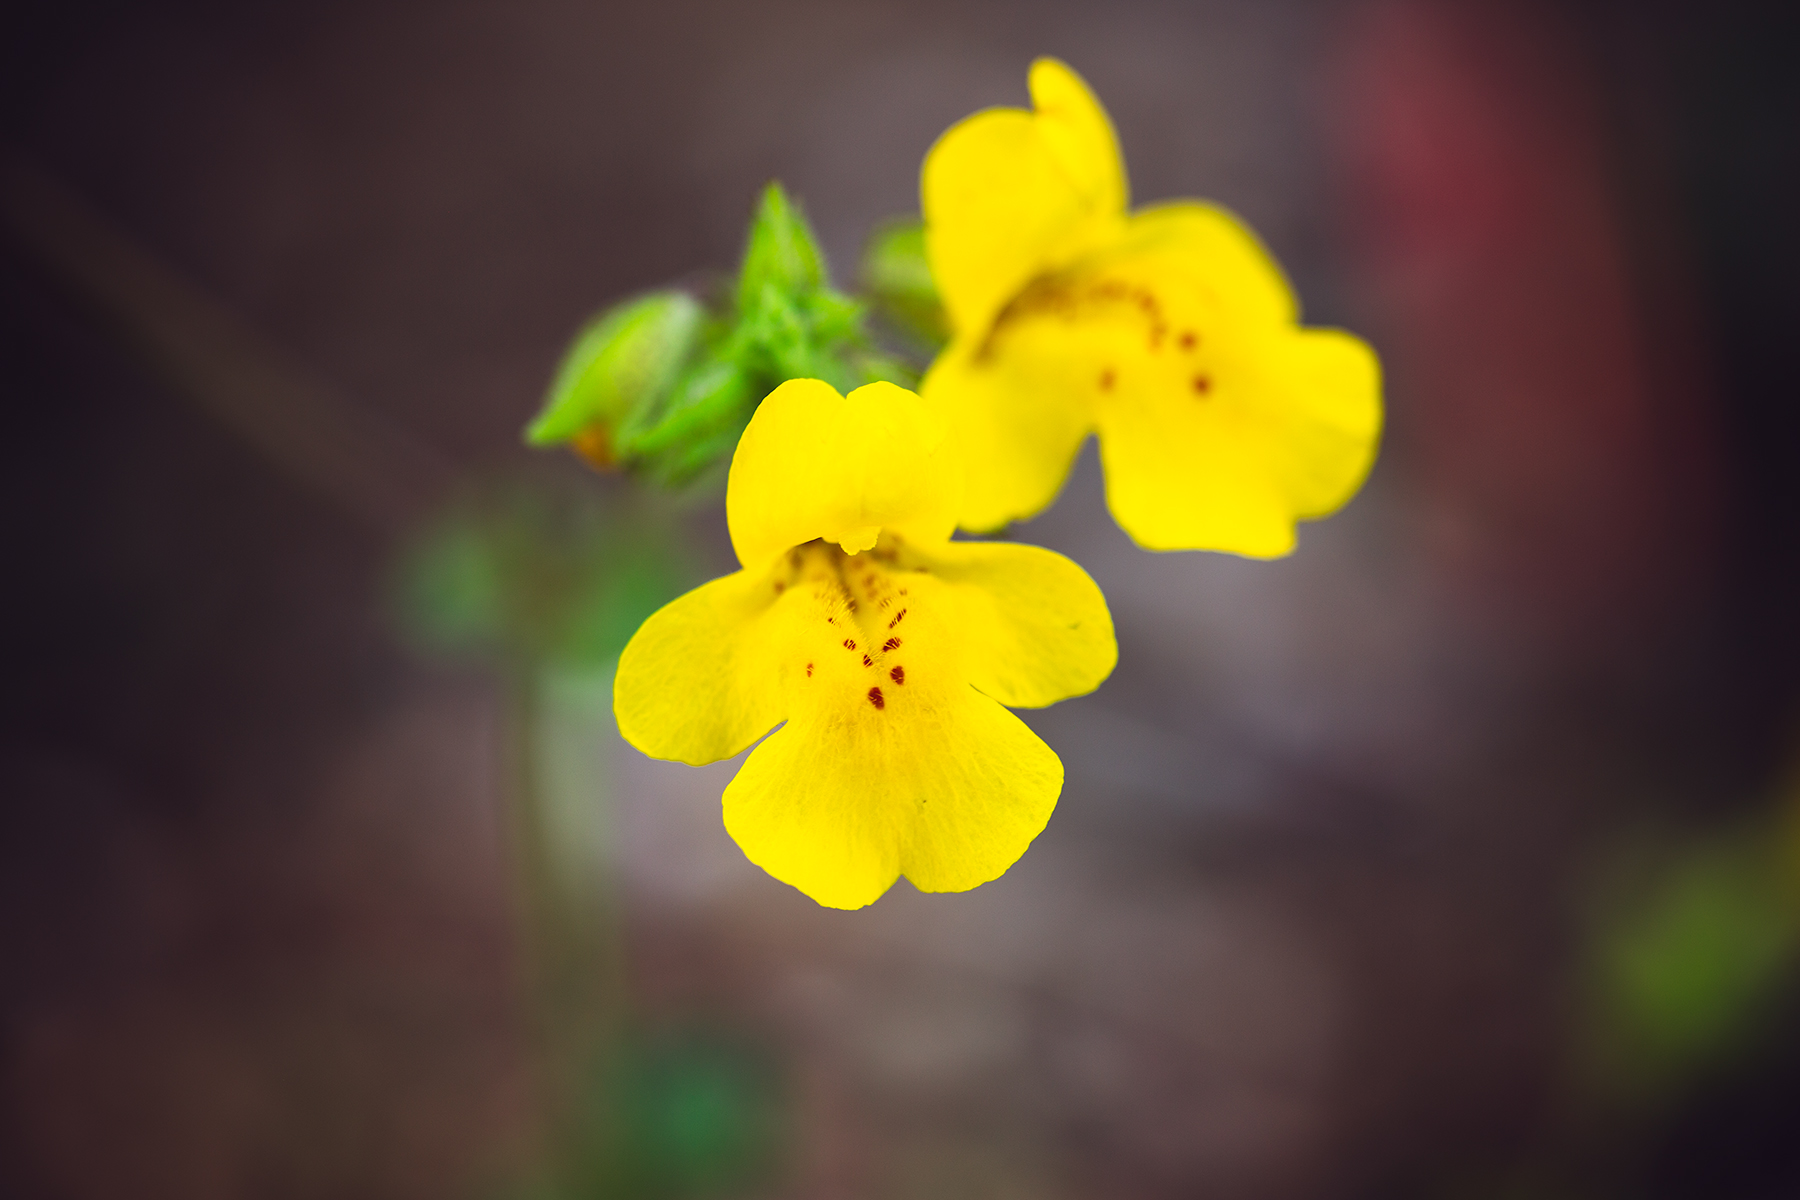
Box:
920;58;1383;556
614;378;1116;909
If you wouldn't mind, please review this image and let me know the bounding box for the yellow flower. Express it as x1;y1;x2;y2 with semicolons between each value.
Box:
920;58;1383;556
614;378;1117;909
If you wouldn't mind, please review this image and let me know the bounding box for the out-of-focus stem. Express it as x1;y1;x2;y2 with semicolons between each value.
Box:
503;662;628;1180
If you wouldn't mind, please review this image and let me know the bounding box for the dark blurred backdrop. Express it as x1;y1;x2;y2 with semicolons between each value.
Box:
4;2;1800;1198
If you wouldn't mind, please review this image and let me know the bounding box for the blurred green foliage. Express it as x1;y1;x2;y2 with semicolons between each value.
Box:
1585;821;1800;1101
394;475;689;669
582;1033;785;1199
527;183;918;486
859;217;949;351
499;1030;785;1200
395;483;789;1199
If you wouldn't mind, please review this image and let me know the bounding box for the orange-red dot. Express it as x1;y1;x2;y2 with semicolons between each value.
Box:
862;654;873;667
890;666;905;685
1178;330;1197;351
843;638;857;650
1191;374;1212;396
868;687;885;710
882;637;901;652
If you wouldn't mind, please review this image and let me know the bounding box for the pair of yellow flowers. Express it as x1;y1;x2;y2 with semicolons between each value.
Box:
615;60;1382;909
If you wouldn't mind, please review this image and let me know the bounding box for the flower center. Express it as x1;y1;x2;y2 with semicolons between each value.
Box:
977;271;1217;410
773;536;922;712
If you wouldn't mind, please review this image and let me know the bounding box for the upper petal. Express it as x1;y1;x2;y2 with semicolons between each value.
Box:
726;379;962;570
918;334;1094;534
914;540;1117;708
1120;202;1298;327
922;58;1129;339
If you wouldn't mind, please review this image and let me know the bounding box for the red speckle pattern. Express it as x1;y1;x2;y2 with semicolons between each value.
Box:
867;687;885;710
889;666;905;685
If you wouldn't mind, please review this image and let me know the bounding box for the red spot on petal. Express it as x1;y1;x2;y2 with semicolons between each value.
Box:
843;638;857;650
882;637;900;652
805;662;813;677
1191;374;1212;396
888;609;906;629
867;687;885;709
890;666;905;685
862;654;873;667
1178;330;1197;351
1099;368;1115;391
898;588;908;595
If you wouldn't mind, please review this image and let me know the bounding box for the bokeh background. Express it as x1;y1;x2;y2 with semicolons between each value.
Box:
5;1;1800;1197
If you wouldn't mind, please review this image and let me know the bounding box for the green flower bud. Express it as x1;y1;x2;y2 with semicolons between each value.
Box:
525;290;704;464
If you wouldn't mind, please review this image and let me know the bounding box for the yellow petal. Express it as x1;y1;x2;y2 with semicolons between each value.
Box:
914;540;1116;708
1091;206;1378;553
723;683;1061;909
922;58;1129;339
623;529;1099;906
613;568;790;766
917;335;1094;534
1029;57;1129;221
1093;317;1382;555
927;201;1381;552
1121;201;1297;326
726;379;961;571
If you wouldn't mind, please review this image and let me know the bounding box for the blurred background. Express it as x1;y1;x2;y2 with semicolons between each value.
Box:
4;0;1799;1196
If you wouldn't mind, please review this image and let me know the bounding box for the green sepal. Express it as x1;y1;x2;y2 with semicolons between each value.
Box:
619;355;755;462
526;290;704;446
860;217;949;349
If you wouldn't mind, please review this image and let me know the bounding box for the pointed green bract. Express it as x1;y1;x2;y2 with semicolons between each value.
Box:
735;183;827;315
